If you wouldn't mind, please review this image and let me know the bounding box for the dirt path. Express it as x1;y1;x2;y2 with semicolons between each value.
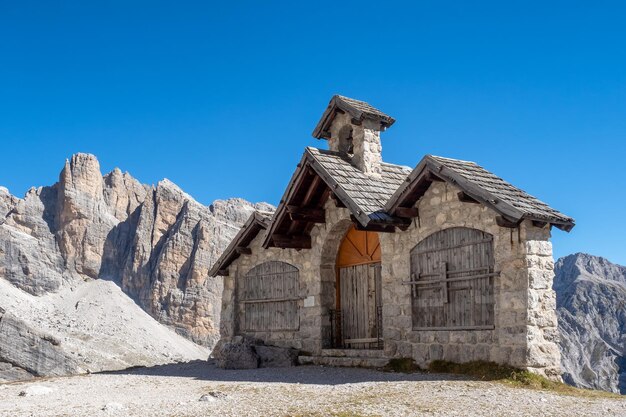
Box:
0;361;623;416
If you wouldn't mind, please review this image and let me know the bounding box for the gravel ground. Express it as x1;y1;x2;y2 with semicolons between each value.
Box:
0;361;623;417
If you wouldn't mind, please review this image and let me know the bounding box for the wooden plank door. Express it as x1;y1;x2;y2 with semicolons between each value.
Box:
339;262;381;348
410;227;495;330
335;225;382;349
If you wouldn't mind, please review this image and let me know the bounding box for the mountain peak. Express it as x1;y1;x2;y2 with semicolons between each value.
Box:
556;253;626;286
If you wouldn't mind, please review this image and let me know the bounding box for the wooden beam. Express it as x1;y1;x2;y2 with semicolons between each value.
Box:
394;207;419;218
426;172;445;182
385;216;412;228
330;193;346;208
496;216;522;228
235;247;252;255
286;205;325;223
457;191;480;204
271;234;312;249
353;222;396;234
532;220;548;229
301;174;322;207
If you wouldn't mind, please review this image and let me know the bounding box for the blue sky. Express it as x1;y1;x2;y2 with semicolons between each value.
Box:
0;1;625;264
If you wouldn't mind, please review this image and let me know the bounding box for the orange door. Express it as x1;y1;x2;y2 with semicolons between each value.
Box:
336;226;382;349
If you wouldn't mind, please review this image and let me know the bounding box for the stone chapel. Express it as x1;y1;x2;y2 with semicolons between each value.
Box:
210;95;574;377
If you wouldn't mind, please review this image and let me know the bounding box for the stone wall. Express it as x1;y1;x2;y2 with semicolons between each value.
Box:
378;181;560;377
220;202;352;355
219;181;561;377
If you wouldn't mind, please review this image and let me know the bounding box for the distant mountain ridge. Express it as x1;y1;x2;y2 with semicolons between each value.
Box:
0;153;272;380
555;253;626;394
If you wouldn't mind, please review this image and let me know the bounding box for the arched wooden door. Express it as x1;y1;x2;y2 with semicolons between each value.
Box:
410;227;495;330
336;226;382;349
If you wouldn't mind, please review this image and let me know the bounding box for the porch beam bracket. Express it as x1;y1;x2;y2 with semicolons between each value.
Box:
394;206;419;218
457;191;480;204
271;234;312;249
235;247;252;255
287;205;326;223
496;215;522;229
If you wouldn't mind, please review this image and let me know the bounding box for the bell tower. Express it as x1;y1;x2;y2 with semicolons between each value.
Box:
312;95;395;179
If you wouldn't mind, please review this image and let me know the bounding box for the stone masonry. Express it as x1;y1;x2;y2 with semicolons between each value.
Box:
219;180;561;377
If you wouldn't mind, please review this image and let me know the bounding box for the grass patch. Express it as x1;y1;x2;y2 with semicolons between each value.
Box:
384;357;421;373
428;360;622;399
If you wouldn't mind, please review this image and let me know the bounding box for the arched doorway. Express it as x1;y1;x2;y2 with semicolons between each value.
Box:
334;225;382;349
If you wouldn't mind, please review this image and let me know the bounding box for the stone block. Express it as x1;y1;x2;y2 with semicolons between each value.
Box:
525;241;552;256
458;345;474;363
255;345;298;368
429;344;444;361
412;344;430;364
419;332;435;343
526;343;560;368
509;347;527;367
435;332;450;343
448;332;467;344
384;305;401;317
384;341;397;357
443;344;460;362
475;331;494;344
490;346;512;365
384;327;401;340
473;344;489;361
406;331;421;344
528;268;554;290
212;340;259;369
396;342;413;358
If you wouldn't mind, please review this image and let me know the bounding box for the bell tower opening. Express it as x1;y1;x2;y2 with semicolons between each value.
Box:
337;125;354;155
311;95;395;179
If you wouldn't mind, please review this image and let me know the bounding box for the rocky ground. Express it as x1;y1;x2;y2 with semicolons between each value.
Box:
0;363;623;417
0;278;208;380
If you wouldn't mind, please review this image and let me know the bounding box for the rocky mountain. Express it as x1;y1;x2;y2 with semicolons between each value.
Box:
0;153;272;380
555;253;626;394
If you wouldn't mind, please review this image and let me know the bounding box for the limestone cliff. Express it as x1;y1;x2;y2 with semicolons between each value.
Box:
0;153;272;351
555;253;626;394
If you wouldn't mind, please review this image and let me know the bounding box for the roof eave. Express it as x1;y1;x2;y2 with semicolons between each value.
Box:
262;149;375;248
312;96;396;139
208;212;270;277
262;151;313;248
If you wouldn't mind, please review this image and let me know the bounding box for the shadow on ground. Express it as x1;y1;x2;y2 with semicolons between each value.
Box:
101;360;467;385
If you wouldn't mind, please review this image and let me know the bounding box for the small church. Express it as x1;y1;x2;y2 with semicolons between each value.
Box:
209;95;574;377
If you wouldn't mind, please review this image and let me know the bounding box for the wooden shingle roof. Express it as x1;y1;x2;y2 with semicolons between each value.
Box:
209;149;575;272
386;155;575;231
261;147;413;249
312;95;396;139
307;147;411;224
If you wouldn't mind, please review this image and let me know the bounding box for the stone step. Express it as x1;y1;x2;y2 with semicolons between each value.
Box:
320;348;386;358
298;355;389;368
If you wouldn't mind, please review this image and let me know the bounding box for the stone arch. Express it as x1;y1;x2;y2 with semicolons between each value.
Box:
318;218;354;346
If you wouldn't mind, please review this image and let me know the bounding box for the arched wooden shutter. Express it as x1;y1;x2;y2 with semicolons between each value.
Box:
241;261;299;331
410;227;495;330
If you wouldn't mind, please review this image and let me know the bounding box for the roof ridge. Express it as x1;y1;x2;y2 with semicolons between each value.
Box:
427;154;478;165
309;146;410;170
381;161;412;170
